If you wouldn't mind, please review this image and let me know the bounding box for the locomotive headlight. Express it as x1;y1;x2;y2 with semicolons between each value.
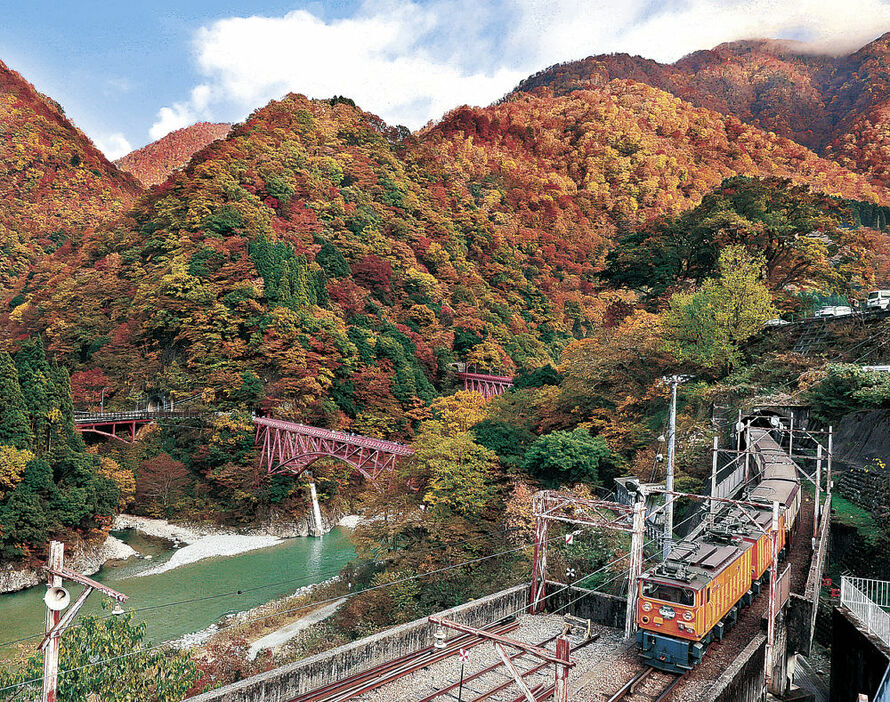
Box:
683;610;694;621
642;602;652;612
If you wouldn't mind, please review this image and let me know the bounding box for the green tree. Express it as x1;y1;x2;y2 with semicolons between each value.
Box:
604;176;871;298
0;612;197;701
661;245;777;371
522;428;611;488
0;351;31;448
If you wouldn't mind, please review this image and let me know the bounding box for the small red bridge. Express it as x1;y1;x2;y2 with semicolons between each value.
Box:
253;417;415;482
73;410;194;443
456;371;514;398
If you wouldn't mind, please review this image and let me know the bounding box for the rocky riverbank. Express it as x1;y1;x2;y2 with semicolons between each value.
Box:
0;509;363;594
0;534;137;594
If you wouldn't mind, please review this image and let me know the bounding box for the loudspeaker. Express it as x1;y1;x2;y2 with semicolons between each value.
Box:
44;586;70;611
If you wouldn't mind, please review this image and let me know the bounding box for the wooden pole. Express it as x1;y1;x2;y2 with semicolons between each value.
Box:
42;541;64;702
495;643;536;702
554;636;571;702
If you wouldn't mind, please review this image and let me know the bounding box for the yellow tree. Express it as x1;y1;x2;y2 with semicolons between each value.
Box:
429;390;488;437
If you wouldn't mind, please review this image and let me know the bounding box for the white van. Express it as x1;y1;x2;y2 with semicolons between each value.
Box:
866;290;890;311
814;305;852;318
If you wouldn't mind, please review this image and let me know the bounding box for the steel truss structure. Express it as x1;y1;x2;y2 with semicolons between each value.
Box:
529;491;646;639
253;416;415;482
456;371;514;398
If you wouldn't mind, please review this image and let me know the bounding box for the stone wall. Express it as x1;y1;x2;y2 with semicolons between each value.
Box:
186;583;529;702
705;633;767;702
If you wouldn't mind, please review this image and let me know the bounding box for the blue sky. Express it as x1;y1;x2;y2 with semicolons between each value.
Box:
2;0;890;159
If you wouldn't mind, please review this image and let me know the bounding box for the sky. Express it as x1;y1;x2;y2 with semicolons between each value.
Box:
2;0;890;160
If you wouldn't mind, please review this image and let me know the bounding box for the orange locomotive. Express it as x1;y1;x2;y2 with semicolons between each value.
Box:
635;428;800;673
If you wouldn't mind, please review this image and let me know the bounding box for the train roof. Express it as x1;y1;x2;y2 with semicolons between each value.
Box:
641;535;752;590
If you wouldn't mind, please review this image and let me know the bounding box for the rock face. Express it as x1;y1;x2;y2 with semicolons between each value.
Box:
252;508;345;538
0;537;109;594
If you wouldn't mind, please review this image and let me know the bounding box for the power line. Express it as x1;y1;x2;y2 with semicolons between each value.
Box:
0;533;570;695
0;523;524;650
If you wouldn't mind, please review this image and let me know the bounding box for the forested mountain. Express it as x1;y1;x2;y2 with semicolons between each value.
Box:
0;59;142;290
513;33;890;186
1;32;890;627
115;122;232;187
7;78;888;435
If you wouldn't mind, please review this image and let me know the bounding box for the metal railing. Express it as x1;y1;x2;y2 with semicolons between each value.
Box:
841;576;890;648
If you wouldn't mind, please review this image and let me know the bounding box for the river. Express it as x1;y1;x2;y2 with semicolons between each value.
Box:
0;527;355;654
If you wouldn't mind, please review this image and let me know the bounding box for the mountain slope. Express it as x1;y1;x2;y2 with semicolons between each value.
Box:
512;33;890;184
10;79;888;435
0;59;142;287
115;122;232;187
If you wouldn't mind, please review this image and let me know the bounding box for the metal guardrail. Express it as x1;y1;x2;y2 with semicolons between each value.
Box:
841;576;890;648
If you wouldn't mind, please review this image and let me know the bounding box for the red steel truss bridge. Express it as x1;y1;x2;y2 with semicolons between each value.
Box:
253;417;415;482
456;371;514;398
73;410;198;443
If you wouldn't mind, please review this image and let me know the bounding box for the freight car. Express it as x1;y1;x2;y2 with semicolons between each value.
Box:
635;427;801;673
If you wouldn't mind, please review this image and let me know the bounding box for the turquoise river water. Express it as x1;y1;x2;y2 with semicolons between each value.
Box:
0;527;355;654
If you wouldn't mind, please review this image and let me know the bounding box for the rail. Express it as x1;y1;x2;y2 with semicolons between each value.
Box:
841;576;890;649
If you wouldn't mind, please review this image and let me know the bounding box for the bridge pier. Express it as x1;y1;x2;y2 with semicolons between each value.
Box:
308;482;324;537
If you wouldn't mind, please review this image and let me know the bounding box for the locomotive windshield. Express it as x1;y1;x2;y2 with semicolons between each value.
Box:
641;581;696;605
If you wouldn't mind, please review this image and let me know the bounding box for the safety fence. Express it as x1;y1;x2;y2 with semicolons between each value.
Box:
841;576;890;649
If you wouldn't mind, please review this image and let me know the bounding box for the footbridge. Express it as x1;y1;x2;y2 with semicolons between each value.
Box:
73;410;198;443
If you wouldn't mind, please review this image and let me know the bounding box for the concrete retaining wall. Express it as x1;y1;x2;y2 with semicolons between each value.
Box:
705;633;767;702
542;581;626;629
830;607;890;702
187;584;528;702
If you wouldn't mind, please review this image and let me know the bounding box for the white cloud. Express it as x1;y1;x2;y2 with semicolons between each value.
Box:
148;0;890;140
93;132;132;160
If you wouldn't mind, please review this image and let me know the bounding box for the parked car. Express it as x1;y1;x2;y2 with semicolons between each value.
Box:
865;290;890;311
814;305;852;318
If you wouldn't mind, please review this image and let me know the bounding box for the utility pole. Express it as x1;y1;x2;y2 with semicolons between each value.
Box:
710;436;719;525
765;501;780;691
42;542;64;702
39;541;128;702
814;444;823;543
626;499;646;639
663;376;679;559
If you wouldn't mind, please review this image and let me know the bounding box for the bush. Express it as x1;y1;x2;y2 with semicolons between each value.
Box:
522;428;612;488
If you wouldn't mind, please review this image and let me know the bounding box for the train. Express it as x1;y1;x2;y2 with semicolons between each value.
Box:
635;427;801;673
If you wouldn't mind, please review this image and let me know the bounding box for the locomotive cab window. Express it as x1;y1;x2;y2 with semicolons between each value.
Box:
641;581;695;605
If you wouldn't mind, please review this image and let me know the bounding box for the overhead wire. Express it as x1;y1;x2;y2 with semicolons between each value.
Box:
0;522;526;650
0;531;573;695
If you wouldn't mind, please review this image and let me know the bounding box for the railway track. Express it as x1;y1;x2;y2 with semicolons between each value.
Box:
606;667;685;702
289;619;520;702
419;628;599;702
